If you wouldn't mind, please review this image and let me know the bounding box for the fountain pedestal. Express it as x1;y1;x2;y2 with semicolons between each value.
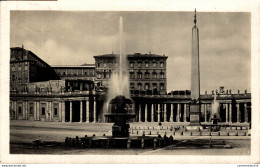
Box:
105;95;135;137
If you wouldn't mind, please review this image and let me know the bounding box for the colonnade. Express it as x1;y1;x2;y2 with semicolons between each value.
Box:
136;102;250;123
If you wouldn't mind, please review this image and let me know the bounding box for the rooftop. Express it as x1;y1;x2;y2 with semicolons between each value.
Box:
94;53;168;59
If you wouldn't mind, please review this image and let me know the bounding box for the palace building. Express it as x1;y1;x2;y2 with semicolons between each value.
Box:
9;46;251;124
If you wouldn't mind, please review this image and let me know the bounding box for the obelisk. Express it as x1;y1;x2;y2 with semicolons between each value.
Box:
189;9;201;127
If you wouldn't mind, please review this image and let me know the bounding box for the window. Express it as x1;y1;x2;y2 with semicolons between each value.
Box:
145;84;149;90
97;73;101;79
138;73;142;79
160;62;164;68
25;65;28;70
130;62;134;68
18;107;22;114
160;83;164;90
97;62;101;67
54;107;58;116
160;73;164;79
138;83;142;90
104;63;107;68
41;107;45;115
145;73;149;79
138;62;142;68
153;83;157;89
130;73;135;79
130;83;135;89
29;106;34;115
18;66;21;71
145;62;149;68
153;73;157;79
153;62;157;68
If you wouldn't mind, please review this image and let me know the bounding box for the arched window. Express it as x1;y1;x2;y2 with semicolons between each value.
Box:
145;62;149;68
137;72;142;79
145;72;150;79
138;62;142;68
130;61;134;68
130;83;135;89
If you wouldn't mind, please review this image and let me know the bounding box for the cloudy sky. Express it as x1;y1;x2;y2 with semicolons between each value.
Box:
10;11;251;93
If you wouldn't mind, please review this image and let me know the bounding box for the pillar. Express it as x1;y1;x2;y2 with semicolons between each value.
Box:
163;104;167;122
229;103;232;122
151;104;154;122
34;101;36;121
225;104;228;122
139;104;142;122
58;101;62;122
46;101;49;121
86;98;89;123
236;103;240;123
144;104;147;122
93;98;96;123
14;101;17;120
80;101;83;123
244;103;248;122
158;104;161;122
170;104;173;122
61;101;65;122
177;103;180;122
50;101;53;121
70;101;72;122
184;104;187;122
36;101;40;121
204;104;207;122
23;101;26;119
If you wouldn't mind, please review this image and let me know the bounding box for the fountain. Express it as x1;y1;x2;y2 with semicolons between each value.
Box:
209;93;221;131
64;16;171;149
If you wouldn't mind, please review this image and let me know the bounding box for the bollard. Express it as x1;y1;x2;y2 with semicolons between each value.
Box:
137;131;139;135
142;131;145;137
85;135;88;138
154;138;158;148
127;139;131;149
92;134;96;137
65;137;69;146
196;127;200;132
75;136;79;147
141;139;145;149
169;135;174;144
103;134;106;136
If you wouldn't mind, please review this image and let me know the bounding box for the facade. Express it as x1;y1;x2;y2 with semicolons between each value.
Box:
94;53;168;95
52;64;95;81
10;47;60;92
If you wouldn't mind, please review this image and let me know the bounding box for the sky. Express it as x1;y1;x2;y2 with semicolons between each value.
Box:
10;11;251;93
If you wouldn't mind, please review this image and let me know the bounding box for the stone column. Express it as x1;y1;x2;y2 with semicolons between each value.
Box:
151;104;154;122
33;101;36;121
46;101;49;121
80;101;83;123
93;98;96;123
164;104;167;122
244;103;248;122
170;104;174;122
229;103;232;122
36;101;40;121
70;101;72;122
22;101;26;119
86;98;89;123
184;104;187;122
177;103;180;122
59;101;62;122
139;104;142;122
158;104;161;122
144;104;147;122
236;103;240;123
204;104;207;122
25;101;28;120
225;104;228;122
50;101;53;121
62;101;65;122
13;101;17;120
